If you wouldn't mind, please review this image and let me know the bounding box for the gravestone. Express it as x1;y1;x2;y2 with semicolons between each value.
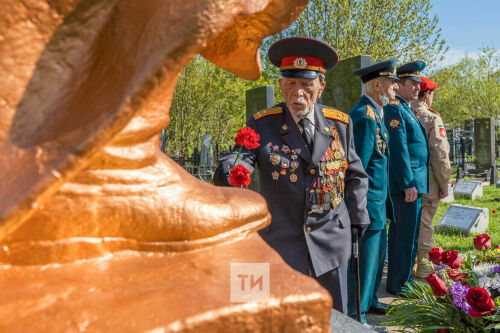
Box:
323;55;371;112
474;118;497;184
245;86;275;192
437;204;489;234
453;180;483;199
200;134;214;180
441;183;455;203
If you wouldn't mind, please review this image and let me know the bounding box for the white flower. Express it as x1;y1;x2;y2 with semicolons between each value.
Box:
479;276;493;289
473;263;497;277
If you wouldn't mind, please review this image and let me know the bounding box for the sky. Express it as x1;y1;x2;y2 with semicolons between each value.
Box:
431;0;500;67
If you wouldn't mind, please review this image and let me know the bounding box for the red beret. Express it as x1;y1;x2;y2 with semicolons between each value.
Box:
419;76;438;91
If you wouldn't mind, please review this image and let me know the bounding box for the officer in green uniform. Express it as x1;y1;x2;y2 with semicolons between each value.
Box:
347;58;398;328
384;61;429;294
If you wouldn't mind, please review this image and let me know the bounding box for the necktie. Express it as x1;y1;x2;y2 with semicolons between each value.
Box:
298;118;313;152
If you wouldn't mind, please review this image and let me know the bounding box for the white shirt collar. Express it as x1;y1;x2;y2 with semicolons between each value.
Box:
364;94;382;112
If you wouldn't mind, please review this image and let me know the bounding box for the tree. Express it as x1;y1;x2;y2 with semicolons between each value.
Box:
164;57;274;157
261;0;448;79
431;47;500;128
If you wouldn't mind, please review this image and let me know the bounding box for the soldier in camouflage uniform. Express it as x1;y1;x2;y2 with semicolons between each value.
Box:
410;77;451;278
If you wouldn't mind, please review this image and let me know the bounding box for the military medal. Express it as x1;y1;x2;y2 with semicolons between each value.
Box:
272;171;279;180
271;144;279;152
280;167;286;175
281;160;289;168
281;145;290;154
290;160;299;169
270;154;280;166
334;151;341;159
290;173;297;183
291;154;298;160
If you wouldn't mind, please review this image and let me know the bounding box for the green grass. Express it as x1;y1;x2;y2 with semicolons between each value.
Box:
433;185;500;252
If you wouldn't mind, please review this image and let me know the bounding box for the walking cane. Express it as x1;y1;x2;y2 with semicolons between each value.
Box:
351;228;362;322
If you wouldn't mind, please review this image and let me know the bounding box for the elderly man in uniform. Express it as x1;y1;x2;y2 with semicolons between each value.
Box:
384;61;429;295
410;77;451;278
347;58;399;327
214;37;369;314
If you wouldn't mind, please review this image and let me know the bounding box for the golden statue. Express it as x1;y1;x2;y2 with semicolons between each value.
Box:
0;0;331;331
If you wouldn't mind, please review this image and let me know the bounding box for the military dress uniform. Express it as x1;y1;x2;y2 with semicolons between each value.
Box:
214;38;370;314
347;58;397;322
410;77;451;278
384;61;429;294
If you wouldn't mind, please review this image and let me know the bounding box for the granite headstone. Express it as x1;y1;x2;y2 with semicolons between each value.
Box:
437;204;489;234
323;55;371;112
245;86;275;192
474;117;497;184
453;180;483;200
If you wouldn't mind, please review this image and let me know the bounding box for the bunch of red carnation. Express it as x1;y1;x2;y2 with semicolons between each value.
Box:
228;127;260;187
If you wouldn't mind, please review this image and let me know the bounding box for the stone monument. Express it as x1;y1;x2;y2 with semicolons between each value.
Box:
437;204;489;234
323;55;371;112
453;180;483;200
0;0;335;331
245;86;275;192
474;118;497;184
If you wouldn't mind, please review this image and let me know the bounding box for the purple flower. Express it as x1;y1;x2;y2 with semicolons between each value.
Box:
492;265;500;275
449;281;472;314
435;264;446;272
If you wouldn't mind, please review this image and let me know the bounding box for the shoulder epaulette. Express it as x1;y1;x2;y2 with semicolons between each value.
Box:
429;108;440;115
413;109;420;119
365;105;376;120
389;99;400;105
253;106;282;120
322;107;349;124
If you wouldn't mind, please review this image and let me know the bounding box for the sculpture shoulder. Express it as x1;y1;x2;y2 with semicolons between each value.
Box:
253;106;283;120
321;106;349;124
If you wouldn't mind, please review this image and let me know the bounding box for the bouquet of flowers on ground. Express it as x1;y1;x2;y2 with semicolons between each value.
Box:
383;234;500;332
228;127;260;188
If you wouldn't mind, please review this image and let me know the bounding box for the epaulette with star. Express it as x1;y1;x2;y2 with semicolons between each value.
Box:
322;107;349;124
253;106;283;120
389;99;400;105
365;105;376;119
429;108;440;115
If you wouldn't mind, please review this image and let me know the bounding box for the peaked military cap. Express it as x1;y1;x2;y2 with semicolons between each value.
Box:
419;76;438;91
352;57;399;83
397;61;426;82
268;37;339;79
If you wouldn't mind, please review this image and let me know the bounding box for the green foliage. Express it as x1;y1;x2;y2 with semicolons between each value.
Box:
382;282;469;332
431;47;500;127
165;57;274;157
262;0;447;76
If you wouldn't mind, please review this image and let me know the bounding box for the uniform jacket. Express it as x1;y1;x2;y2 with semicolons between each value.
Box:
410;100;451;200
349;95;389;230
214;102;369;276
383;95;429;195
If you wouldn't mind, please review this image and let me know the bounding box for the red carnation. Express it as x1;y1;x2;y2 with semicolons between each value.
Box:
234;127;260;149
441;250;464;269
493;209;496;214
474;234;492;250
229;164;251;187
425;272;448;296
429;247;444;265
447;269;466;281
466;287;495;317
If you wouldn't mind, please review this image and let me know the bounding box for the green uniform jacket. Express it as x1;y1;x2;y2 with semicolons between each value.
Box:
384;95;429;195
349;96;389;230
